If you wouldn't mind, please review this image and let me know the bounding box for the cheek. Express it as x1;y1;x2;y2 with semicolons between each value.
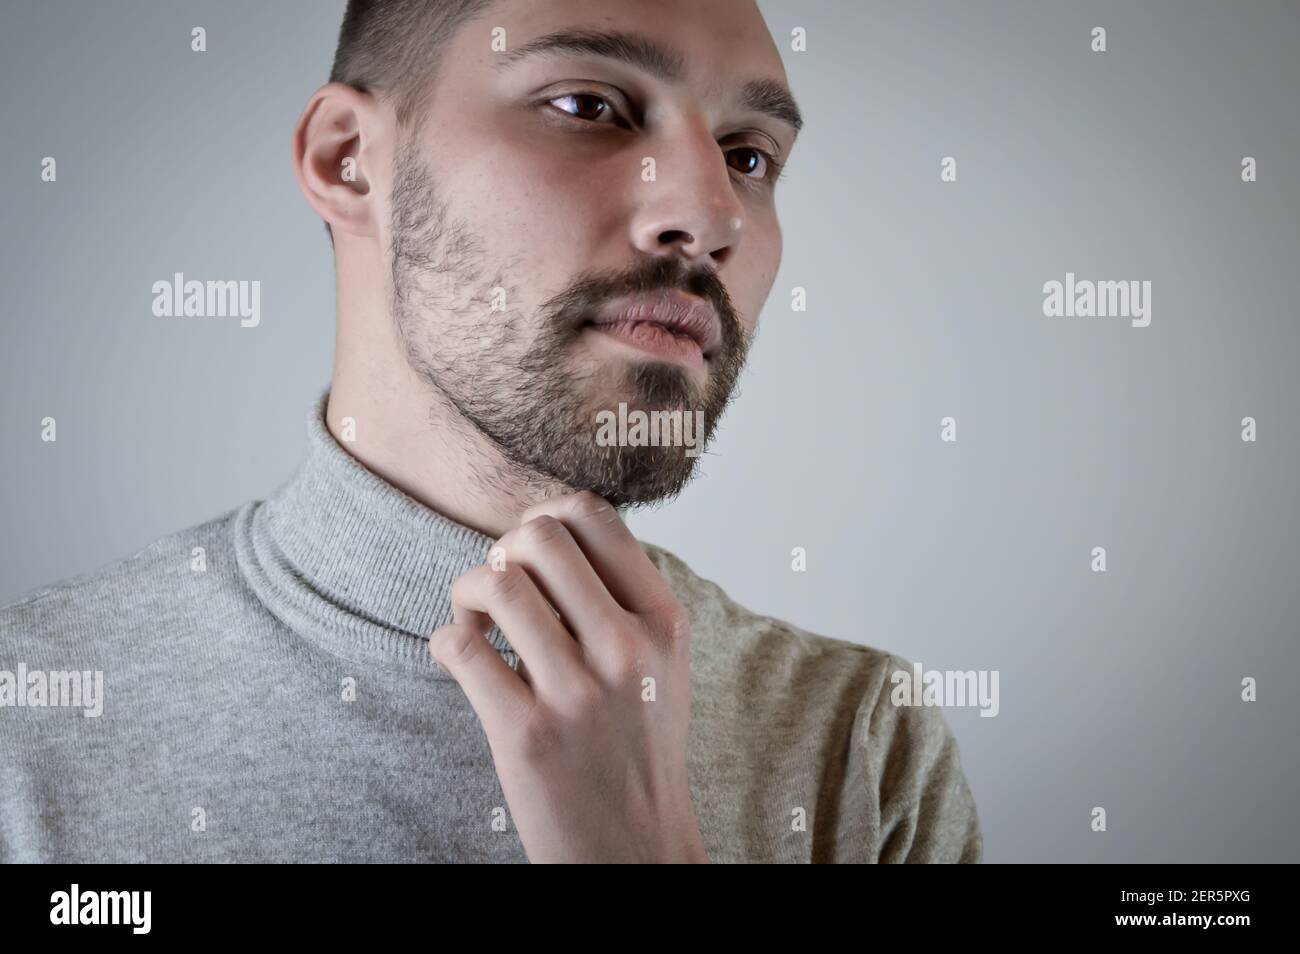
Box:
737;220;783;333
455;129;616;278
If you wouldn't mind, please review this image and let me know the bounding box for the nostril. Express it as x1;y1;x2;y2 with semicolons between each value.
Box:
658;229;694;247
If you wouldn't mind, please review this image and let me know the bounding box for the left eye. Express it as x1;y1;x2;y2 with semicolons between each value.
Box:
727;146;772;179
548;93;618;123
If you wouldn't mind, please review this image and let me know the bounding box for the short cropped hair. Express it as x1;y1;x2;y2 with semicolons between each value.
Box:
322;0;495;245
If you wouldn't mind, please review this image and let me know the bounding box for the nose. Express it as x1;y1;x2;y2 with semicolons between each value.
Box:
628;120;746;270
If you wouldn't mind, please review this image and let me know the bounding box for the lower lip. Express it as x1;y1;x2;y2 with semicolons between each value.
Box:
585;320;707;371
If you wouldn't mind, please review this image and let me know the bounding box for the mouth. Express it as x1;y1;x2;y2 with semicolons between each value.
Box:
582;291;721;371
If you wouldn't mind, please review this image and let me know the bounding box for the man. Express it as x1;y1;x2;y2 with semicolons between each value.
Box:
0;0;981;863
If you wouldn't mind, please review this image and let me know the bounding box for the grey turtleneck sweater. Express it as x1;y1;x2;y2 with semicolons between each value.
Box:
0;390;981;863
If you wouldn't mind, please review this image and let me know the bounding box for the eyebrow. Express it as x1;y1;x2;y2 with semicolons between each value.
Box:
495;28;803;137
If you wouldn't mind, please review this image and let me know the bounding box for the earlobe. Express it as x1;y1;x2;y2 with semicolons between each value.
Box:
292;83;380;239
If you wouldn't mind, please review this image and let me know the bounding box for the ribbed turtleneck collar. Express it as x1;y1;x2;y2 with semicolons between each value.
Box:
233;387;518;677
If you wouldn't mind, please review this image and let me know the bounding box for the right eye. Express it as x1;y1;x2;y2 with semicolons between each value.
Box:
547;92;621;124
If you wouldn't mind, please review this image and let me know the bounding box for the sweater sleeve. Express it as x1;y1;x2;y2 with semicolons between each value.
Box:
859;653;983;863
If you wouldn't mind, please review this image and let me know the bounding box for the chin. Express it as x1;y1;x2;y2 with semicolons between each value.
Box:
578;337;708;395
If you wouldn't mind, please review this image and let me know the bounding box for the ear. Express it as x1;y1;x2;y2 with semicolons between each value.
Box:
292;82;383;240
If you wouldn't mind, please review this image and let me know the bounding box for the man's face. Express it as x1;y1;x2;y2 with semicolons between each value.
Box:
383;0;798;506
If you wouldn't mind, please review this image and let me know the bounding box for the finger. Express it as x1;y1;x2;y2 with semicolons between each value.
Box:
450;563;586;695
494;515;629;645
429;621;534;738
521;492;676;616
449;602;545;689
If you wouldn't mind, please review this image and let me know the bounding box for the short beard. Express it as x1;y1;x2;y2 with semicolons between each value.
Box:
388;135;750;508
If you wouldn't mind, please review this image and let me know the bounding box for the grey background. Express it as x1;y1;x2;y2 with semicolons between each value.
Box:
2;0;1297;862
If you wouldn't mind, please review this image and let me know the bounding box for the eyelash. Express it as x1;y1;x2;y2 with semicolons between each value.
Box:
545;91;786;185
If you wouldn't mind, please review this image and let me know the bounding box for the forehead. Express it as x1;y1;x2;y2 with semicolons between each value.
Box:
455;0;793;108
501;0;781;63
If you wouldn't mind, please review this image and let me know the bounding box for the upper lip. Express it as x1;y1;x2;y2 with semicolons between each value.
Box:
589;291;721;359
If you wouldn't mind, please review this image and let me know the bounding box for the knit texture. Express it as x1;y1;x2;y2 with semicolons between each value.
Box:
0;389;982;862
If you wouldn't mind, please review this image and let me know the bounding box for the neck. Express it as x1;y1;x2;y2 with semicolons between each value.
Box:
327;253;572;540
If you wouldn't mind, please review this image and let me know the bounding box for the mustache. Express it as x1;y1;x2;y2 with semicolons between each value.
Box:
540;258;743;350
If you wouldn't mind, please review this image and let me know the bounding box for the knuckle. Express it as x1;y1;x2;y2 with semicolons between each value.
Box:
485;563;530;601
512;707;562;758
516;514;569;549
658;601;691;642
438;625;485;669
557;674;605;720
568;490;619;523
520;492;621;533
603;647;645;688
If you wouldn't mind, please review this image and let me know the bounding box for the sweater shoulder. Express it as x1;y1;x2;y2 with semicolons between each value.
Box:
640;539;897;684
640;539;982;862
640;538;909;731
0;507;246;651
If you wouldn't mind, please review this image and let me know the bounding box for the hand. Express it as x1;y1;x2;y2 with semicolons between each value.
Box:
429;491;709;863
